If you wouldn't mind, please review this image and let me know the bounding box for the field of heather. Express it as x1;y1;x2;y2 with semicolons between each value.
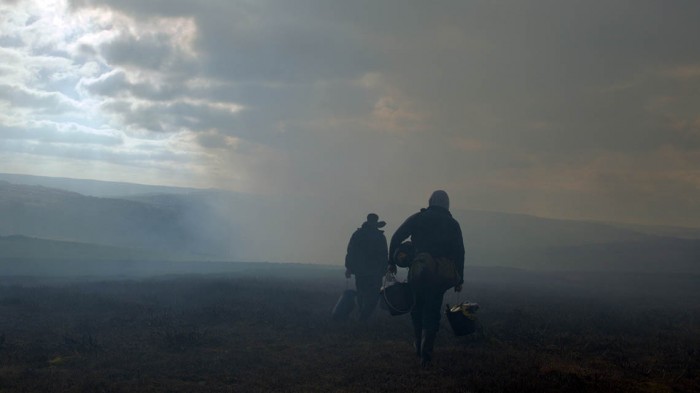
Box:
0;264;698;392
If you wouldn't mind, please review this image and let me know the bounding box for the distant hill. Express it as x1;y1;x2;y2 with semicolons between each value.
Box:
607;222;700;240
453;209;656;250
0;181;235;258
468;238;700;273
0;235;180;261
0;174;698;273
0;172;204;198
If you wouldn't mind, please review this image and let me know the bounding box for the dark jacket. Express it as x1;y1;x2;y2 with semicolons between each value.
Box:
389;206;465;283
345;223;388;277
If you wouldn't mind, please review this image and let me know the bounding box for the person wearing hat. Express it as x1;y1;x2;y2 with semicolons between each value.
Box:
389;190;465;366
345;213;389;321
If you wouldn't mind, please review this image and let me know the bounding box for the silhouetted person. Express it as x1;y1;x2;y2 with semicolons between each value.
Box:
345;213;389;321
389;190;465;366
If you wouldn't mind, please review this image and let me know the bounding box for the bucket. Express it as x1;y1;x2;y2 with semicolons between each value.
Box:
445;302;479;336
380;282;413;316
331;289;357;321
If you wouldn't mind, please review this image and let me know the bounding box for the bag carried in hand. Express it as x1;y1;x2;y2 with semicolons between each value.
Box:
445;302;479;336
379;273;413;316
331;289;357;321
409;253;461;290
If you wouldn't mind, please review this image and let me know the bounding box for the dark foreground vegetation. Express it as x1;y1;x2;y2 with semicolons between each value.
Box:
0;265;698;392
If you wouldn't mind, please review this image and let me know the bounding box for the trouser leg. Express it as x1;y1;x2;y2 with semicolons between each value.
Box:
411;287;425;357
413;326;423;357
420;287;445;365
421;329;437;366
410;287;425;331
421;287;446;332
356;275;381;321
354;276;365;315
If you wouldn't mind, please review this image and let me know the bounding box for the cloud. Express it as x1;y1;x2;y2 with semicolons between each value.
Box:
0;121;122;146
0;84;81;113
195;130;235;150
664;65;700;80
2;0;700;228
100;27;173;70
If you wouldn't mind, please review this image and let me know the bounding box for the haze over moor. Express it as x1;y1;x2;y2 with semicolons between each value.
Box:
2;0;700;232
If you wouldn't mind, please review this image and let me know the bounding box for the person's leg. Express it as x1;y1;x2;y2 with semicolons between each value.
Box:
355;275;368;318
411;288;425;357
359;275;382;321
420;287;446;366
421;287;445;332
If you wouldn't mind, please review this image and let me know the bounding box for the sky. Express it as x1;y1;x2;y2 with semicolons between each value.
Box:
2;0;700;227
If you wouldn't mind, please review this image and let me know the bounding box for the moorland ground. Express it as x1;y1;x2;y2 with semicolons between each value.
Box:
0;263;698;392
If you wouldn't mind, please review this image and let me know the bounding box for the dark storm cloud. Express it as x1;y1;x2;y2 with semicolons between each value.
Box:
101;33;174;70
68;0;700;147
197;15;377;83
71;0;379;82
206;80;378;149
371;1;700;146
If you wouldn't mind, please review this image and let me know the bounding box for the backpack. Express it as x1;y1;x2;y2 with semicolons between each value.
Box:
408;253;460;291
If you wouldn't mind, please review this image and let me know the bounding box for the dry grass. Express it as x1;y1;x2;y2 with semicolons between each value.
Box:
0;271;697;392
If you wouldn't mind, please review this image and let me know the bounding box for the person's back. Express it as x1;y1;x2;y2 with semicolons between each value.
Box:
399;206;463;270
345;213;388;321
389;190;465;366
347;223;387;277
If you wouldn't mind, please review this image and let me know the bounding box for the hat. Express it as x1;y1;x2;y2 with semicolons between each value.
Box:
366;213;386;228
428;190;449;210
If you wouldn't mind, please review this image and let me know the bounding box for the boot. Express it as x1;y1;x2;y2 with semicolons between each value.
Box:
413;328;422;357
420;329;437;367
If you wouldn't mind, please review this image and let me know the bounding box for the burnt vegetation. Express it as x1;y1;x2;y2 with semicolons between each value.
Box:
0;266;698;392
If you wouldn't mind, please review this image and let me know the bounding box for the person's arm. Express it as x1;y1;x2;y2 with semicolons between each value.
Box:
453;220;466;291
371;232;390;274
381;233;388;264
345;230;359;277
388;212;419;269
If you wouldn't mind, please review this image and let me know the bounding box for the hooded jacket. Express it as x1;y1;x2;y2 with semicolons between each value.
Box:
389;206;465;283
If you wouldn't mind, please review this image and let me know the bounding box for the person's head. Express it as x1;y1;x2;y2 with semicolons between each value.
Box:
428;190;449;210
365;213;386;228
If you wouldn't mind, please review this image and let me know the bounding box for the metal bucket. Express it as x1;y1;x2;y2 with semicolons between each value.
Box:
445;302;479;336
380;282;413;316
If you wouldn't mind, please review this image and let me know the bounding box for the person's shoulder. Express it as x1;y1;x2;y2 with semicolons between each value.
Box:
422;206;449;216
448;215;462;231
410;209;427;219
367;229;386;243
429;206;460;225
